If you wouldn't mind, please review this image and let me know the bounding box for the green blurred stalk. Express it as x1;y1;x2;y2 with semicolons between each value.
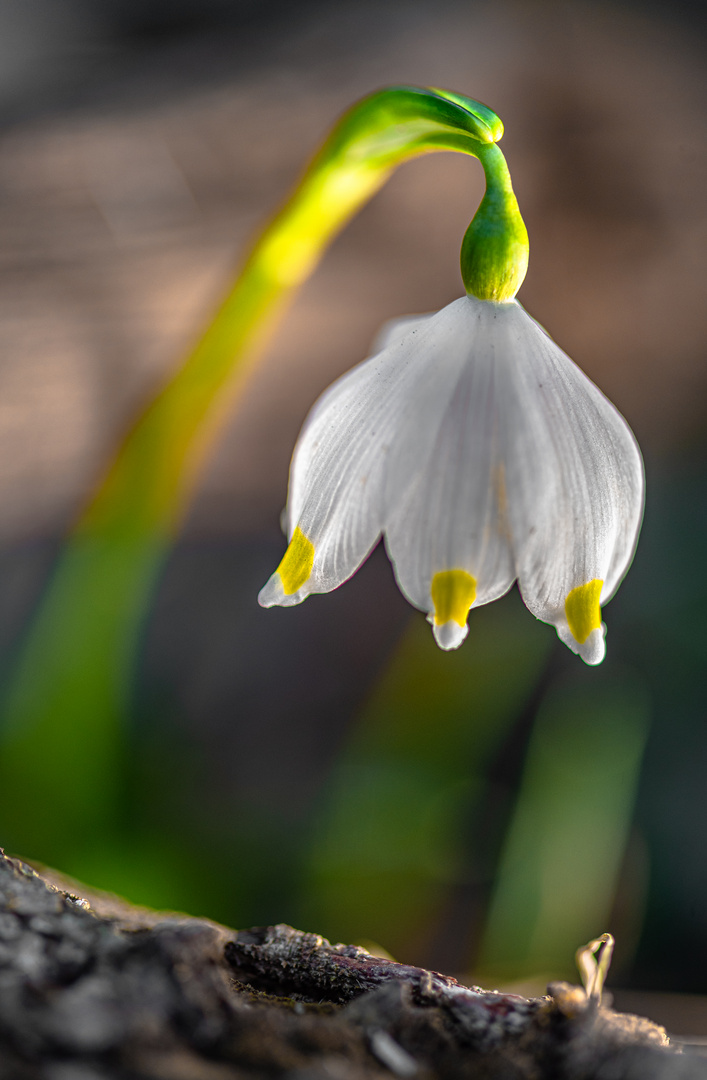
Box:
476;674;650;982
0;87;510;883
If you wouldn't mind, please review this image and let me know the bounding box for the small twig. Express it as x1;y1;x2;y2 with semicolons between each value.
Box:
225;923;544;1049
576;933;615;1004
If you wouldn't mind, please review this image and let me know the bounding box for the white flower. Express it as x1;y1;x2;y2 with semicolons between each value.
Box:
258;294;644;665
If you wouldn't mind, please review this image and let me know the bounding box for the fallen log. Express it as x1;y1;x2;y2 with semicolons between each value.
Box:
0;849;699;1078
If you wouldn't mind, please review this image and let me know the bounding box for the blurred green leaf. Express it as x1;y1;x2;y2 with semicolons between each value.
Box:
477;671;650;982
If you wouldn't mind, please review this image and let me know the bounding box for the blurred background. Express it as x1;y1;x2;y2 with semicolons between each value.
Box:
0;0;705;1027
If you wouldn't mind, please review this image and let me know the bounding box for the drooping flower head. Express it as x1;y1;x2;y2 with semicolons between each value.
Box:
259;92;644;665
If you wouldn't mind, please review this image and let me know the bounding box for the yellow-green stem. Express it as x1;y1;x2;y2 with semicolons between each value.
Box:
0;86;521;885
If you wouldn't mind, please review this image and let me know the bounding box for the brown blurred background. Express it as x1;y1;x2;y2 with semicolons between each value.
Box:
0;0;706;1030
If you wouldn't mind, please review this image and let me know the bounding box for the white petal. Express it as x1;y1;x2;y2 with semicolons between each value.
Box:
385;298;515;628
493;300;643;654
261;298;476;606
258;344;387;606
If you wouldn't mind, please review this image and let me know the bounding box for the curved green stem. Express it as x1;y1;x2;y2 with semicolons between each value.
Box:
78;86;504;539
461;142;529;302
0;86;518;884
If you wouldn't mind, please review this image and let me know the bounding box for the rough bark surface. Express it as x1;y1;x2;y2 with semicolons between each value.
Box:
0;850;702;1079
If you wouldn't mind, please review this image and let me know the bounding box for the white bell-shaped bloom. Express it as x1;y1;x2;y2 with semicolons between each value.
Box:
258;295;644;665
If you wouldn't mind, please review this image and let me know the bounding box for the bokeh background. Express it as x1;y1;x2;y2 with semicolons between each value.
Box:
0;0;706;1026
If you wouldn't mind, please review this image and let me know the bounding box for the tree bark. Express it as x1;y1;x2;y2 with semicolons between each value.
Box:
0;849;696;1078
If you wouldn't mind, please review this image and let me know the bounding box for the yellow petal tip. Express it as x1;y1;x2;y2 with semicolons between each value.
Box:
431;569;477;627
277;526;315;595
565;579;603;644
